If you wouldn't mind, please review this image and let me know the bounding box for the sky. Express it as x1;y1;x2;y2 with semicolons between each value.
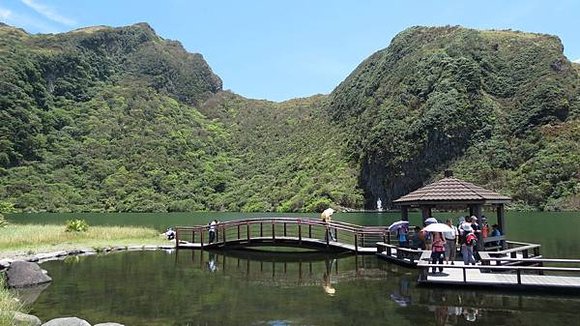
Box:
1;0;579;102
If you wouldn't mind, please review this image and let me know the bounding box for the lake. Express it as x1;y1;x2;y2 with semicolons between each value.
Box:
5;211;580;325
7;210;580;257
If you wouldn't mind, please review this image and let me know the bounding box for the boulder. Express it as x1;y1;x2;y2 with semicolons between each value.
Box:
12;282;51;305
11;312;42;326
41;317;91;326
6;261;52;288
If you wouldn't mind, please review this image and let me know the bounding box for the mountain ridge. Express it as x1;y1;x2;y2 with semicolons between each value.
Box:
0;23;578;212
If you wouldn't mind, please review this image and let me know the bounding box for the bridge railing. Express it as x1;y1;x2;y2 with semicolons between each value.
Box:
174;218;389;252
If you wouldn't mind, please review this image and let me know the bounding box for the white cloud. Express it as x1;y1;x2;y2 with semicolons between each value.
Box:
21;0;76;26
0;7;12;20
0;5;59;33
573;58;580;63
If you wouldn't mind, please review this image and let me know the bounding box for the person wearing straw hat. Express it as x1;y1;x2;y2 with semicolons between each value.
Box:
321;208;336;241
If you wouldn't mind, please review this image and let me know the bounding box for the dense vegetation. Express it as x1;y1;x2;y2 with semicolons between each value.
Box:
0;23;578;212
328;26;579;210
0;23;361;213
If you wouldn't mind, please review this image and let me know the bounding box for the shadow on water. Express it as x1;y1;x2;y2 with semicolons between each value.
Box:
25;250;580;326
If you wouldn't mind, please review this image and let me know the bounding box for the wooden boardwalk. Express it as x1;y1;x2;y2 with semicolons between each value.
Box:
417;258;580;291
174;217;580;293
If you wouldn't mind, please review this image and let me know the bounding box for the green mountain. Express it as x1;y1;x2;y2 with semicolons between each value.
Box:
0;23;578;213
328;26;579;210
0;23;361;213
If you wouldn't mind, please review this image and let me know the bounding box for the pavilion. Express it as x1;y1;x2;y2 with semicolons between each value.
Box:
392;170;512;234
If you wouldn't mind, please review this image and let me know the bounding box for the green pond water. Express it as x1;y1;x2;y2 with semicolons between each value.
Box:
6;211;580;325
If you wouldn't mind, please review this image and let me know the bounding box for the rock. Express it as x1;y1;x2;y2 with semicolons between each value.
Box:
11;312;42;326
41;317;91;326
0;258;13;269
94;323;125;326
11;282;51;305
6;261;52;288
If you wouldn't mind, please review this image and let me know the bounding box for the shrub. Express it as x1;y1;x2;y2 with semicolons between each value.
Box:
65;219;89;232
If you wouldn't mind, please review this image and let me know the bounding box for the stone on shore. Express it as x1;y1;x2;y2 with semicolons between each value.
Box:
6;261;52;288
41;317;91;326
11;312;42;326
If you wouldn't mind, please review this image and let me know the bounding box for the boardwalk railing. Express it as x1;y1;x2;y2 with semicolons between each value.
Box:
417;259;580;289
375;242;424;266
174;218;389;253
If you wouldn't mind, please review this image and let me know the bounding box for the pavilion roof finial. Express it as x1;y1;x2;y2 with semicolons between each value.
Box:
444;169;453;178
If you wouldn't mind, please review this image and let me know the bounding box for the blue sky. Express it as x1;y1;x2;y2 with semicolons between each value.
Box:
1;0;579;101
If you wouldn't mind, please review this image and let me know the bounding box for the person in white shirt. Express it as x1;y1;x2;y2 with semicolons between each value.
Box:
444;219;459;265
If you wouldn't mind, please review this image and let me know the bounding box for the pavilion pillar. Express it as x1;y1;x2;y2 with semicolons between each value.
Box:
496;204;506;235
401;206;409;221
468;204;482;219
420;206;431;224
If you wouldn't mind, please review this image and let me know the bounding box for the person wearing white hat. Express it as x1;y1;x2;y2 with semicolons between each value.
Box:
460;223;477;265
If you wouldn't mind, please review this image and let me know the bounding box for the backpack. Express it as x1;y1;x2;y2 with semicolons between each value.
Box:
466;233;477;246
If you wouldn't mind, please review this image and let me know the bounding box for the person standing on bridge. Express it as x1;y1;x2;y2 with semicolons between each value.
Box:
321;208;336;241
208;220;218;244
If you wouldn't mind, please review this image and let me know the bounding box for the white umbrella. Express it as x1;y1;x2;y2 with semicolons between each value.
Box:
388;220;409;231
422;223;453;233
424;217;438;225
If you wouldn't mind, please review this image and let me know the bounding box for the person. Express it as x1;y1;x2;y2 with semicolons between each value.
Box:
321;208;336;241
469;216;482;261
431;232;446;273
411;226;424;249
481;215;489;238
164;227;176;240
443;219;458;265
397;225;409;247
490;224;502;247
208;220;218;244
460;224;477;265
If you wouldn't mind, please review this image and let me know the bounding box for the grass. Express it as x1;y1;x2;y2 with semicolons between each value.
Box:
0;224;169;258
0;278;23;326
0;224;171;325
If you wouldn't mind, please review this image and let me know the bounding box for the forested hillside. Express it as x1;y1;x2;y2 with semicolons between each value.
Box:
0;23;578;213
0;23;361;212
328;26;579;210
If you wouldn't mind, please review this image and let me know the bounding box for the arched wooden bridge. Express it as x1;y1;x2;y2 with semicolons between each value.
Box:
174;217;389;254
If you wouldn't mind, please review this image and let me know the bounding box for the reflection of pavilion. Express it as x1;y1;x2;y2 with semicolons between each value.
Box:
175;249;392;288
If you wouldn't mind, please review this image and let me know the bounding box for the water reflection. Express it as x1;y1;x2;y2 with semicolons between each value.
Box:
322;258;336;296
28;250;580;325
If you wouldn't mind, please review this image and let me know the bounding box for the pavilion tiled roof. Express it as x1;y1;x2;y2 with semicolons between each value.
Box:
392;177;511;205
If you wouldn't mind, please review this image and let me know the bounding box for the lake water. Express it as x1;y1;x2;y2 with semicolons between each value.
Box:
6;211;580;325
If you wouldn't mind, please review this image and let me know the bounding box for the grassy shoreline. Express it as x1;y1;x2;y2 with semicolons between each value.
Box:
0;224;169;259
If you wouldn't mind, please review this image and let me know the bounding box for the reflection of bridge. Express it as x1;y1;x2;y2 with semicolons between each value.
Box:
175;218;388;254
175;249;394;287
